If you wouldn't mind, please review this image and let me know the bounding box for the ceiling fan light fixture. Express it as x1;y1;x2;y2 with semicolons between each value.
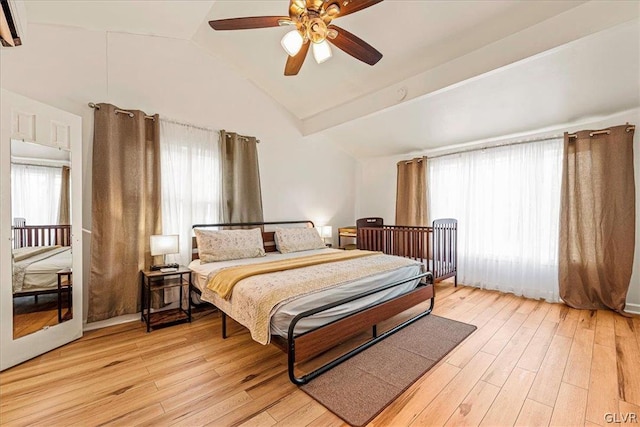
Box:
312;39;332;64
281;29;303;56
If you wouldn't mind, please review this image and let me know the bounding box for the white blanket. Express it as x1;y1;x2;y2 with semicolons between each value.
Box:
13;246;72;293
189;248;424;343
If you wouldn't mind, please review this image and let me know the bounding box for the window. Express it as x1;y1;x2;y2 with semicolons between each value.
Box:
428;138;563;301
11;163;62;225
159;120;221;266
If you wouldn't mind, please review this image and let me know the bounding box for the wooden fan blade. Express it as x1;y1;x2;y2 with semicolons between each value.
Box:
327;25;382;65
284;42;310;76
209;16;290;30
326;0;383;19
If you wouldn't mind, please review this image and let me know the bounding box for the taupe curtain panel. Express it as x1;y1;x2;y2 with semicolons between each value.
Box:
559;124;636;313
395;157;428;226
88;103;161;323
220;130;264;223
58;165;70;224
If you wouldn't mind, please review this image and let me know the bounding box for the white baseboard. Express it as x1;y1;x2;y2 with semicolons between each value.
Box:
83;313;139;331
625;302;640;315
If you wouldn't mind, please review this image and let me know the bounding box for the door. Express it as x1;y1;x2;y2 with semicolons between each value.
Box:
0;89;83;370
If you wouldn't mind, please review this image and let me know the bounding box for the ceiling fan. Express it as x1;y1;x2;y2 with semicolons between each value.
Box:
209;0;384;76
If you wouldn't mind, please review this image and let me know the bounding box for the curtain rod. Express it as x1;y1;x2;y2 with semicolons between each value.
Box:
567;124;635;138
11;161;68;169
427;123;636;160
427;134;563;160
160;117;217;133
88;102;155;120
224;132;261;144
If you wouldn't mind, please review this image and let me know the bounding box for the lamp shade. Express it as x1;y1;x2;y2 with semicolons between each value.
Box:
281;30;303;56
312;40;332;64
319;226;332;239
150;234;179;256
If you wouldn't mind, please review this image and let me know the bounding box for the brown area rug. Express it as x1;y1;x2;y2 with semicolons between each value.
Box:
300;315;476;426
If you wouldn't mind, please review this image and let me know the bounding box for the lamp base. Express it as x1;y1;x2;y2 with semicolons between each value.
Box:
150;263;179;271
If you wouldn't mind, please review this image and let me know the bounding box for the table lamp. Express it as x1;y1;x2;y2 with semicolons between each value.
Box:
150;234;179;271
319;226;332;247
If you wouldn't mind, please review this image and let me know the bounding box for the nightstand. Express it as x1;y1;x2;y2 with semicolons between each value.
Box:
140;266;192;332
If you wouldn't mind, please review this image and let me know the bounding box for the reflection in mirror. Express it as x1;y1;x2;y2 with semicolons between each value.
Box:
11;140;73;339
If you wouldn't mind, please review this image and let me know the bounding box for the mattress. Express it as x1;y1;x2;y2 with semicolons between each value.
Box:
189;248;424;338
13;247;72;293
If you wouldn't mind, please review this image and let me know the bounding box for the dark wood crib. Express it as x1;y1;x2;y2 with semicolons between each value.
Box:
357;218;458;286
12;224;72;249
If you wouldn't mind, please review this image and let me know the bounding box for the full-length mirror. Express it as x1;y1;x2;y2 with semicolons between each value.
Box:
11;139;73;339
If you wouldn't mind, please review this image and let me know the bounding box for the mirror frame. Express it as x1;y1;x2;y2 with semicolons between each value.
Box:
0;89;83;370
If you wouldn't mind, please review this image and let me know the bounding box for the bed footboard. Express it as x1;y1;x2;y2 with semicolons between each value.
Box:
287;271;434;385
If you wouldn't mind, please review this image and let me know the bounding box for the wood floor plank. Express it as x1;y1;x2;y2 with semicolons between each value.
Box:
633;317;640;350
481;325;536;387
100;402;166;427
521;300;551;330
595;310;616;348
516;320;558;372
527;334;573;407
443;381;500;427
555;307;580;338
479;367;536;426
238;411;278;427
371;361;461;426
562;327;595;389
305;410;345;427
480;311;528;356
615;332;640;406
410;352;495;426
173;391;254;426
614;315;635;338
466;293;517;328
275;402;327;427
543;303;564;324
446;317;507;369
453;291;503;324
577;309;597;330
267;390;314;421
586;343;619;426
549;382;588;426
514;398;553;426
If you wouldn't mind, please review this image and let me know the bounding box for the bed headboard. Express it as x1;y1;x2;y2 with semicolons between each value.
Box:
191;220;315;260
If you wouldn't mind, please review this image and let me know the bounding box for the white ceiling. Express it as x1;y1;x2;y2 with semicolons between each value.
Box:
22;0;640;158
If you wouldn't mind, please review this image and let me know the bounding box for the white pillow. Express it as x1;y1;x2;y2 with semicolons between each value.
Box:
274;227;326;254
194;228;265;263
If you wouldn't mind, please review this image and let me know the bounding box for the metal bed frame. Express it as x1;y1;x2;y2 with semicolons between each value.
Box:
190;220;435;385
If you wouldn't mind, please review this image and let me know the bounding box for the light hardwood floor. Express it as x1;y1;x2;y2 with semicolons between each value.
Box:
1;281;639;426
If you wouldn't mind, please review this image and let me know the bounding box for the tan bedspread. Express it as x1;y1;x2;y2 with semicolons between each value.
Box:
207;249;379;299
206;250;422;344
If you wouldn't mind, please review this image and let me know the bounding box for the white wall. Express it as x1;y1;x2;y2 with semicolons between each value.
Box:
356;109;640;311
0;24;357;324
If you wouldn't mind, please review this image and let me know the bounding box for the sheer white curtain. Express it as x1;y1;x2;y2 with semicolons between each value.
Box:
428;138;563;301
11;164;62;225
160;120;222;267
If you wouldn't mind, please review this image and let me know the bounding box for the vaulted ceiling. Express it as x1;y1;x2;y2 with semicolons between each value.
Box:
23;1;640;157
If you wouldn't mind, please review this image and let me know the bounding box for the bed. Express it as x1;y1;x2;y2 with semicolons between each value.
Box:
11;224;73;322
189;220;434;384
